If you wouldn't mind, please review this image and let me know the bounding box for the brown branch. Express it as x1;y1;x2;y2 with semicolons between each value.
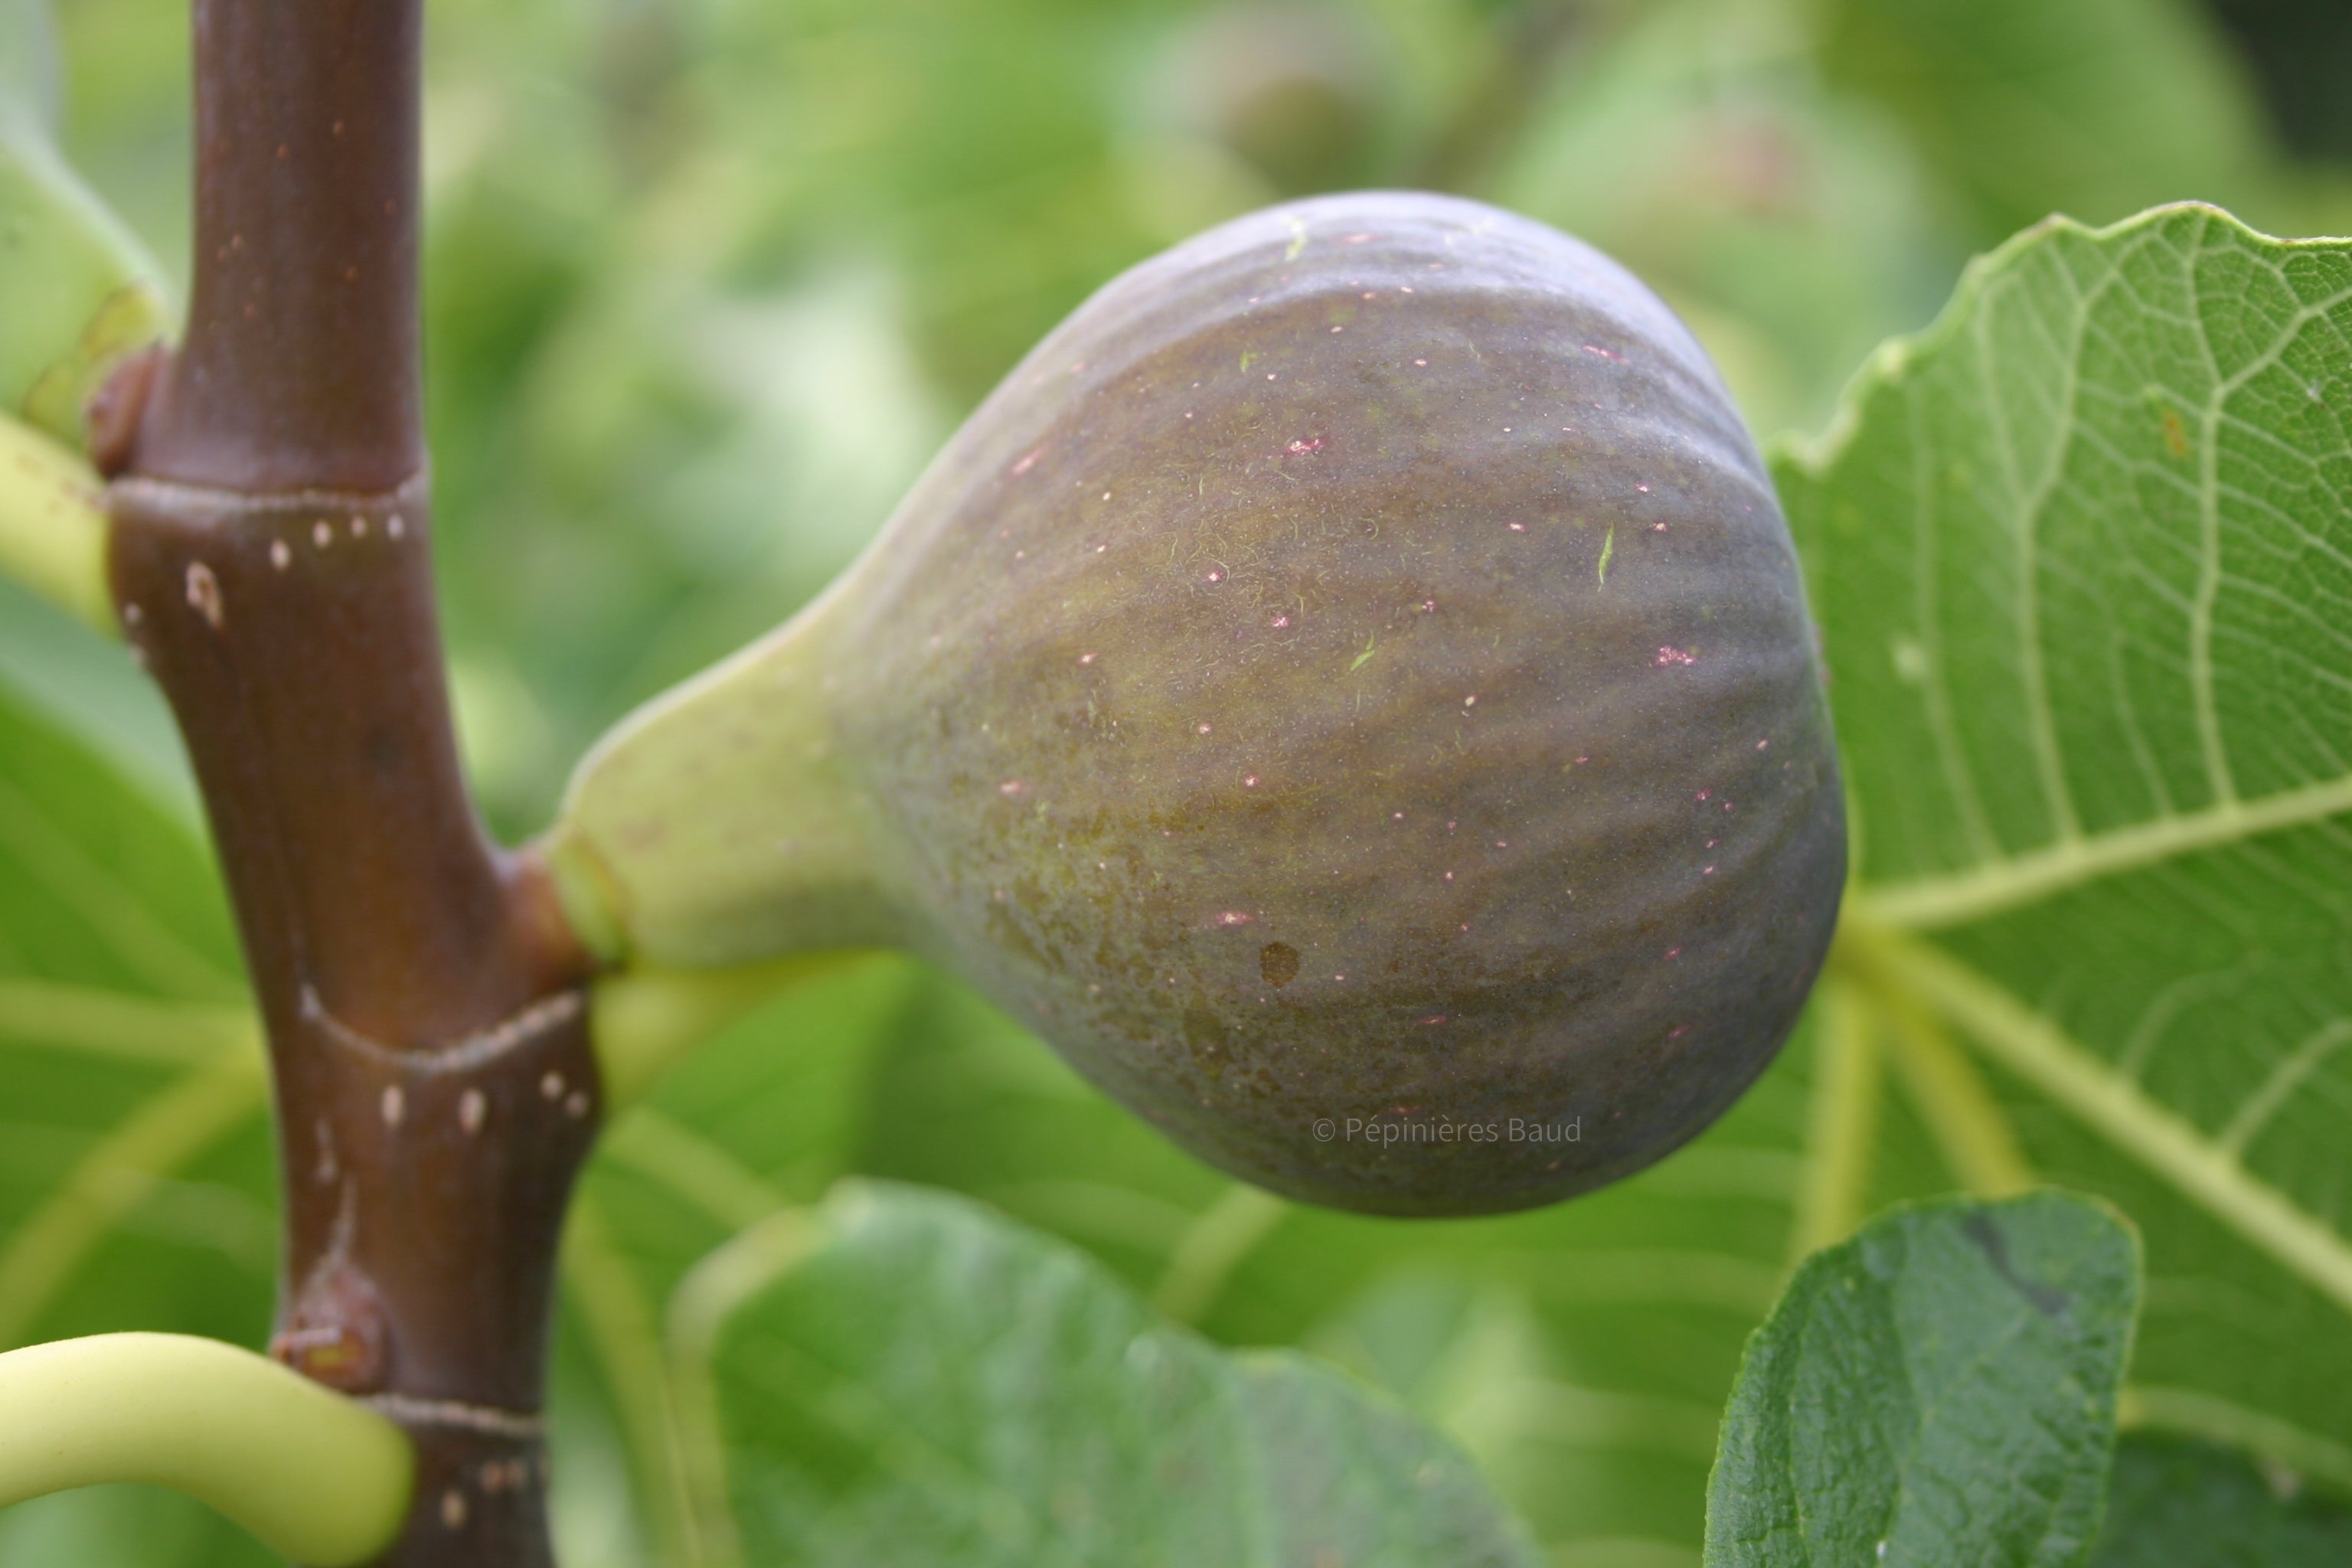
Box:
102;5;599;1563
130;1;423;491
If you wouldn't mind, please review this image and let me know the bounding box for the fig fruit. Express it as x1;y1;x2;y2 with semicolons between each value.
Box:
552;191;1844;1217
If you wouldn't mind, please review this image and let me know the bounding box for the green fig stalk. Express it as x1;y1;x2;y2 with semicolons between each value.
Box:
545;593;894;969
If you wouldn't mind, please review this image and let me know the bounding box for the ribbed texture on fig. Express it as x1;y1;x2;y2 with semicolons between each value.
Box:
559;191;1844;1217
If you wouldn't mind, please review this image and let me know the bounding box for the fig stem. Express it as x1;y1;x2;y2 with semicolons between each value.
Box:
0;1331;413;1566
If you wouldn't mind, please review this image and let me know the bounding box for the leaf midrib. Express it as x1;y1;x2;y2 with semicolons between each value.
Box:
1855;769;2352;929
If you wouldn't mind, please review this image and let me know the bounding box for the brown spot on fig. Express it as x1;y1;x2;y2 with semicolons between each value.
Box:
1260;942;1302;988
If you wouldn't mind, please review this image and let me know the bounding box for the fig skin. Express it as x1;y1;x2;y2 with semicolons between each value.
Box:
554;191;1844;1217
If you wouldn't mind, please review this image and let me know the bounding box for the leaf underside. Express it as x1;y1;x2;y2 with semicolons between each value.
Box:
1783;204;2352;1492
0;675;276;1566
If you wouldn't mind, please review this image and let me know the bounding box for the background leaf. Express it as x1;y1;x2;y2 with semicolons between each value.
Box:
675;1180;1544;1568
1815;0;2281;240
2092;1432;2352;1566
0;0;64;133
1705;1193;2140;1568
0;0;166;444
0;675;276;1565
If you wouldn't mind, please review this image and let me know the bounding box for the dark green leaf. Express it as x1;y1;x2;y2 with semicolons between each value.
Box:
1706;1193;2140;1568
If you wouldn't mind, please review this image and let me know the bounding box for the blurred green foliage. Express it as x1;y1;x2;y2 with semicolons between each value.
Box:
34;0;2347;844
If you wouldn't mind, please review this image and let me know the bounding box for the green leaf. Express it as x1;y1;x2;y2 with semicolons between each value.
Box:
2092;1433;2352;1566
561;951;928;1564
1706;1193;2139;1568
0;577;188;812
671;1180;1544;1568
1781;203;2352;1496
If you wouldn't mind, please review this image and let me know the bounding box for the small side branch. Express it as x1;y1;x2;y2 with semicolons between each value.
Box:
0;1331;412;1566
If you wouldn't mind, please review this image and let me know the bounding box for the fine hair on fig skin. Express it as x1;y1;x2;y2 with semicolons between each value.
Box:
553;191;1845;1219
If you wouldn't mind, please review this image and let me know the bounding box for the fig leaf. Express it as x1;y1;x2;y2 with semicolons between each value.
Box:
1795;204;2352;1482
1706;1193;2140;1568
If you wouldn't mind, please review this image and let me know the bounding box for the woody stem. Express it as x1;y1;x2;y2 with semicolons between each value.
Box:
106;4;599;1563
